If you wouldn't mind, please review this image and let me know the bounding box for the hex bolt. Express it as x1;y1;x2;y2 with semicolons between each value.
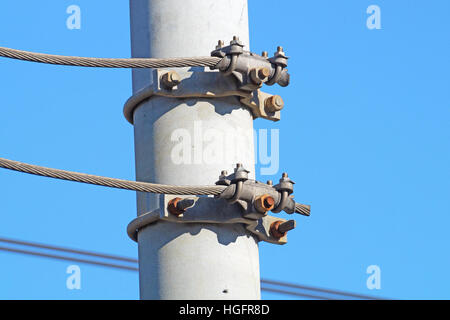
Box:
250;67;270;85
266;180;273;186
216;170;231;186
278;220;296;234
282;172;288;178
263;196;275;210
265;95;284;112
161;71;181;89
277;46;283;53
270;220;296;239
258;67;271;79
254;194;275;213
261;51;268;58
232;163;249;183
216;40;224;49
230;36;240;45
167;197;195;216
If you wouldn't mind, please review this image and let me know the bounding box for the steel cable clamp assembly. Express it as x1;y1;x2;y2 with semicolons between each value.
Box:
0;40;309;245
125;37;308;245
127;163;309;245
0;156;309;244
124;36;289;123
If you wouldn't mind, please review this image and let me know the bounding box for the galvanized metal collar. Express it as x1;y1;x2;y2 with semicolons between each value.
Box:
123;69;283;124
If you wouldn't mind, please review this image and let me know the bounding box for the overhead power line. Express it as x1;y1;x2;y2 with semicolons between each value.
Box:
0;246;138;272
0;236;384;300
0;156;310;216
0;237;137;263
261;279;383;300
0;46;221;69
260;287;332;300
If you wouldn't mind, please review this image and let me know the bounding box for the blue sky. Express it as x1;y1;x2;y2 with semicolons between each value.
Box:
0;0;449;299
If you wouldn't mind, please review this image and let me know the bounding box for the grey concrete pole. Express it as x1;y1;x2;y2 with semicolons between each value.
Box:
128;0;260;299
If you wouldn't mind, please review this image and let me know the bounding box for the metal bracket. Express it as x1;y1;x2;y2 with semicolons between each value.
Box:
211;37;290;90
124;37;290;124
127;194;292;245
217;165;298;216
123;68;282;124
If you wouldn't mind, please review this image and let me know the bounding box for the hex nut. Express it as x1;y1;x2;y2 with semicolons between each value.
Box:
265;95;284;112
258;67;271;79
250;67;270;85
167;197;184;216
269;220;286;239
161;71;181;89
254;194;275;213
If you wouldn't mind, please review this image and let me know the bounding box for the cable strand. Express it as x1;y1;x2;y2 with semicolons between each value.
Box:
0;157;224;196
0;46;221;69
0;156;309;215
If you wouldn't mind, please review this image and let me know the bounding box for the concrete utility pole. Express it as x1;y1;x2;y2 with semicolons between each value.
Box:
128;0;260;299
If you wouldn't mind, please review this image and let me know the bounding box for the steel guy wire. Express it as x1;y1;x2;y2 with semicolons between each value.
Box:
0;156;310;215
0;46;221;69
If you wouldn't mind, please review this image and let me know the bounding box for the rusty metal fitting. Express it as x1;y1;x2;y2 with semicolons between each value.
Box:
161;71;181;89
270;220;296;239
261;51;268;58
167;197;195;216
254;194;275;213
250;67;270;85
265;95;284;113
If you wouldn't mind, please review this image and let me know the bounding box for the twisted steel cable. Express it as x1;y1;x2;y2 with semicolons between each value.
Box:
0;46;221;69
295;203;310;216
0;157;310;215
0;157;224;196
0;46;310;216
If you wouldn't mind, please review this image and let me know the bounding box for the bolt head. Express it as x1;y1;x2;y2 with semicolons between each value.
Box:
262;51;268;58
255;194;275;213
275;96;283;106
270;220;286;239
168;197;184;216
250;67;270;86
263;196;275;209
162;71;181;89
169;71;181;83
258;67;271;79
265;95;284;112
